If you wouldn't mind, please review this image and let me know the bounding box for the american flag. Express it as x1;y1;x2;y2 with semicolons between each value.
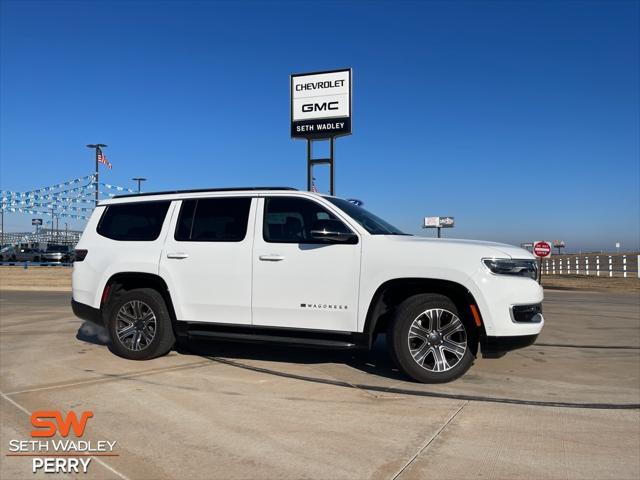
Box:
97;147;112;169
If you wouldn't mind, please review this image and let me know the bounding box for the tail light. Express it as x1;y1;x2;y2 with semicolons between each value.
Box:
74;249;88;262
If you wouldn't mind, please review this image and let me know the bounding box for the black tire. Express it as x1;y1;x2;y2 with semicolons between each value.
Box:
106;288;175;360
0;255;3;262
10;255;16;262
387;293;477;383
33;256;40;262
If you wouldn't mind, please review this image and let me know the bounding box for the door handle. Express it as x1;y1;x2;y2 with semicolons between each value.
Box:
166;252;189;259
259;254;285;262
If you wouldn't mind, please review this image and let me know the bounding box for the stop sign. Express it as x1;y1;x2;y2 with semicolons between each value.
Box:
533;241;551;258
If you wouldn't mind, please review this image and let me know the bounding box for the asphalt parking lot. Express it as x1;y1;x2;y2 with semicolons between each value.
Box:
1;288;639;480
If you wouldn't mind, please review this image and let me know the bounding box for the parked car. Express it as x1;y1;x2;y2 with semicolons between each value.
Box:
72;187;543;383
0;247;43;262
0;246;11;262
42;245;74;263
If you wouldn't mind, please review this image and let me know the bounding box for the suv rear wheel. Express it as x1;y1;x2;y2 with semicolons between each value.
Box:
387;293;476;383
106;288;175;360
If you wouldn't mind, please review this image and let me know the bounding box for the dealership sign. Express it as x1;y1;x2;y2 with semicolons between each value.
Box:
424;216;455;228
291;68;352;139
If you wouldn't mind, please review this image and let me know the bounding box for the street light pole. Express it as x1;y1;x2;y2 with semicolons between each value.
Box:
132;177;147;194
49;206;54;243
86;144;107;206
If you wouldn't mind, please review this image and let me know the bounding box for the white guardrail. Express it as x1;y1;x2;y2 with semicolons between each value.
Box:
542;254;639;278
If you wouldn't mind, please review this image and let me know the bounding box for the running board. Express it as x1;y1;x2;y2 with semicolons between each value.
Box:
176;322;369;350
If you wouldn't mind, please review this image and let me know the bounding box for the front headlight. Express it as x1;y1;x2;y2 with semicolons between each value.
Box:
483;258;538;280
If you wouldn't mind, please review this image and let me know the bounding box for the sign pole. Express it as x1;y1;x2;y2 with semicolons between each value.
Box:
306;139;312;191
538;257;542;284
306;137;336;195
329;136;335;196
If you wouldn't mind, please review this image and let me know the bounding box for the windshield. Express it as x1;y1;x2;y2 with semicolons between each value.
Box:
325;197;409;235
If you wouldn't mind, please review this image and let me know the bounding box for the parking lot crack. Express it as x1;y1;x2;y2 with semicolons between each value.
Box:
390;401;468;480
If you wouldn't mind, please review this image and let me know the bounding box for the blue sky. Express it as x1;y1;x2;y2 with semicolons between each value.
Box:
1;0;638;251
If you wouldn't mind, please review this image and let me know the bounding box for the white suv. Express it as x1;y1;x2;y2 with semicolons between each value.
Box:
72;187;543;383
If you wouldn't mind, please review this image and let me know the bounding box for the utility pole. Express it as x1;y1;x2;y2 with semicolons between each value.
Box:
86;144;107;206
132;177;147;194
1;207;3;247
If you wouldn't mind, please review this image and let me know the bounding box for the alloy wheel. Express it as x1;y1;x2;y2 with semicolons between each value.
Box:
407;308;467;372
115;300;157;351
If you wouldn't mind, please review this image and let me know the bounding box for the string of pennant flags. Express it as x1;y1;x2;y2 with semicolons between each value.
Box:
3;207;92;220
1;174;139;222
100;182;136;193
1;177;137;200
0;175;95;199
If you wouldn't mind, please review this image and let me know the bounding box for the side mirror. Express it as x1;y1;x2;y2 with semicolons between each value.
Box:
310;219;358;243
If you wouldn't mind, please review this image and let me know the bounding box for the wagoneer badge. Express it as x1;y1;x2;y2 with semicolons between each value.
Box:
300;303;348;310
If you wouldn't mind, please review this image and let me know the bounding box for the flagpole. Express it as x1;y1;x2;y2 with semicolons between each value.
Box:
86;144;107;207
95;148;98;206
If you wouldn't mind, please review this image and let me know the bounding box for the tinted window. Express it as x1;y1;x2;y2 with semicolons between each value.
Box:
325;197;407;235
175;198;251;242
263;197;352;243
97;201;170;241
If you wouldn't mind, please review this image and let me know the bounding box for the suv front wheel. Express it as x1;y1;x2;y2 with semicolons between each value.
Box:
387;293;476;383
106;288;175;360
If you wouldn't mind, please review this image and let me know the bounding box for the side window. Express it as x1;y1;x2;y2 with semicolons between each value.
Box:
174;198;251;242
263;197;352;243
97;201;171;241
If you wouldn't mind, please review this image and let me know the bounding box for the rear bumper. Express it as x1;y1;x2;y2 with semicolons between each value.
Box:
71;299;103;326
481;334;538;358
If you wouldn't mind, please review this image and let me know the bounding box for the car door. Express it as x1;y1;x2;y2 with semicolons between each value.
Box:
160;196;256;325
252;196;361;332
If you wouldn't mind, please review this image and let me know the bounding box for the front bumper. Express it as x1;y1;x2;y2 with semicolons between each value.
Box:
71;299;103;326
470;269;544;337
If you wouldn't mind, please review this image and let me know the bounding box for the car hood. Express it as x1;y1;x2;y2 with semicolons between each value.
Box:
383;236;534;259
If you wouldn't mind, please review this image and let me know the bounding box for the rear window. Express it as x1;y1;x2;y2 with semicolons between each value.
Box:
97;201;171;241
175;198;251;242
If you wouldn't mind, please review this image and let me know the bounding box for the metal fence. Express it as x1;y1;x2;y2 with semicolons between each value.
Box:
0;261;73;267
542;253;639;278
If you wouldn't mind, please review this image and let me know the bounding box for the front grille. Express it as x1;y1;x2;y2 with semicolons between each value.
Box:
511;304;543;323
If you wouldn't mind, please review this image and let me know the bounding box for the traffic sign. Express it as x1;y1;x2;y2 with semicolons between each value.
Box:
533;241;552;258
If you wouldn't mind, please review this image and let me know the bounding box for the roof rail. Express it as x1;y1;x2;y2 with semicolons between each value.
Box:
112;187;298;199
